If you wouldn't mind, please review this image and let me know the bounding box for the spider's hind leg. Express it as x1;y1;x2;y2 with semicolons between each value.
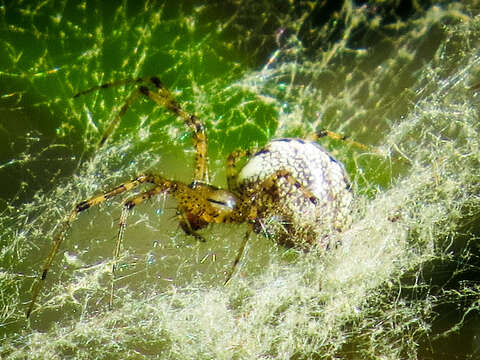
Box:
309;129;373;152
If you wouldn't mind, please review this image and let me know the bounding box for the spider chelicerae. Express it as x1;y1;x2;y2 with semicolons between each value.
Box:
27;76;360;318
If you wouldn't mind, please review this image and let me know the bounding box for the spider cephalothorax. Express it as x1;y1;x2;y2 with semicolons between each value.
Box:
27;76;354;317
177;181;239;237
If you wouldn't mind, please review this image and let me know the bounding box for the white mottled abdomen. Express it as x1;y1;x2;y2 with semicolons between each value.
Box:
237;138;353;248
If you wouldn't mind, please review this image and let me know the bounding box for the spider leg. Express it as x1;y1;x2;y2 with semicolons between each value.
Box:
26;211;76;318
28;172;225;316
224;170;318;286
73;77;148;98
138;79;208;182
177;211;206;242
74;77;208;182
226;148;257;192
224;230;251;286
74;77;150;147
310;129;373;152
98;89;141;147
110;184;169;309
259;169;318;206
27;174;161;318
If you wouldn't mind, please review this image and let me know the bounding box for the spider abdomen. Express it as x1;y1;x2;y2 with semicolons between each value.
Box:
237;138;353;248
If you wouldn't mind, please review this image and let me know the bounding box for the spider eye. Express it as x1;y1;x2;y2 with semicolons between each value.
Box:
207;190;237;211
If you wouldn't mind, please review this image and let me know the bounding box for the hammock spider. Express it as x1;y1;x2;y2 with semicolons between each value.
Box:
27;76;358;318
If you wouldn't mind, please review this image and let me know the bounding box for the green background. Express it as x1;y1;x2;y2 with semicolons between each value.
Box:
1;0;480;358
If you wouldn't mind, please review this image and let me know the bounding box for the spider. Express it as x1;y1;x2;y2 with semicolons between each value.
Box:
26;76;359;318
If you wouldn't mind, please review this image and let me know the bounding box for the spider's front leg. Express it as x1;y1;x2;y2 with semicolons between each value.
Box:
110;183;175;308
26;174;177;317
26;174;156;318
74;76;210;182
138;78;209;182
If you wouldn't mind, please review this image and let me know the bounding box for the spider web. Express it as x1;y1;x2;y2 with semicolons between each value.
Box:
1;0;480;358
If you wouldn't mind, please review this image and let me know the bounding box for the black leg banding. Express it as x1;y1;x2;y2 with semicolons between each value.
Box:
139;85;149;96
76;201;90;212
316;129;327;138
150;76;162;88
